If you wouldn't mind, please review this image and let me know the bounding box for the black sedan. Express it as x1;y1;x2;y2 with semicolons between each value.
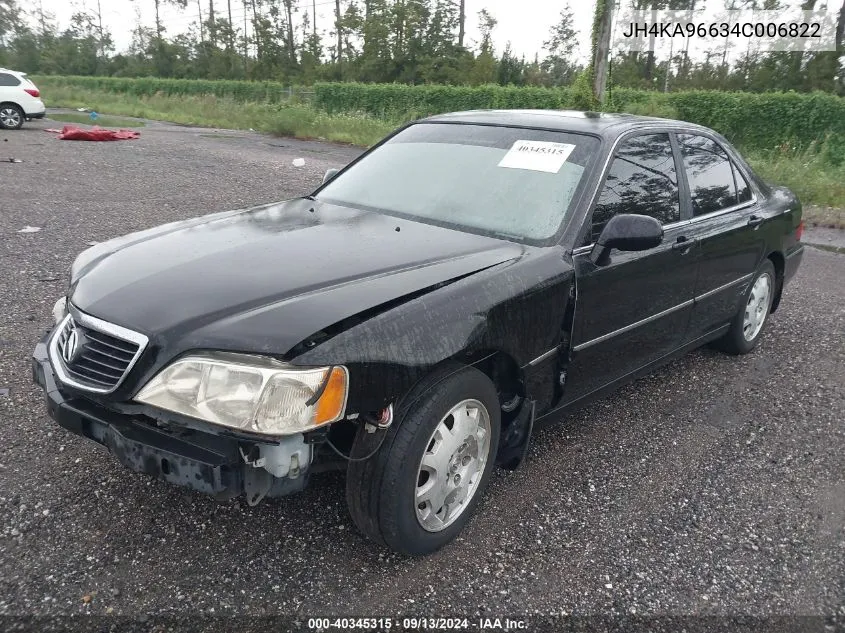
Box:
32;110;804;555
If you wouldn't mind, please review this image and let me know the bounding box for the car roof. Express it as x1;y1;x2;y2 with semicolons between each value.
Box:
421;109;710;139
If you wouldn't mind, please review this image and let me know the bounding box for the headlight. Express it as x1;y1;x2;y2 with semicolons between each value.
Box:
135;352;348;436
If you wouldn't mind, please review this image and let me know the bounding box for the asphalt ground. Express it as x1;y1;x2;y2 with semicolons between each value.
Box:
0;116;843;629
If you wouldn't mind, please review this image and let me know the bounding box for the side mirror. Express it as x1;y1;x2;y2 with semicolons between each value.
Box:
322;168;340;184
590;213;663;266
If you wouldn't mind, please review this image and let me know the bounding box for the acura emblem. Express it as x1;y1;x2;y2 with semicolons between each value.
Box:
62;321;80;364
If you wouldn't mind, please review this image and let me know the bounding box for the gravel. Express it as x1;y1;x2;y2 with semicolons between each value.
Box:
0;116;843;624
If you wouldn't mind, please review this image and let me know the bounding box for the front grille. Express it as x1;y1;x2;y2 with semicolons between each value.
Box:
51;312;148;393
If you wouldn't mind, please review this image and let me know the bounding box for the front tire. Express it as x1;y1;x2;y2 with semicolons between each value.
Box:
346;363;501;556
716;259;776;355
0;104;24;130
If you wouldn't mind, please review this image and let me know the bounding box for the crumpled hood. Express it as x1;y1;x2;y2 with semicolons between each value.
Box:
69;199;524;356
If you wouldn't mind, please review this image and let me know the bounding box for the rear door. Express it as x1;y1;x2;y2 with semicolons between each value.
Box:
675;133;766;339
563;131;698;405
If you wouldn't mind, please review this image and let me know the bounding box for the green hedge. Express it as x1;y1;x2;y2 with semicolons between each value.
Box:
35;75;299;104
666;90;845;155
313;82;576;117
314;82;845;158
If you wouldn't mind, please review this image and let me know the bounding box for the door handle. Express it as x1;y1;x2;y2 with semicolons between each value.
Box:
748;215;764;228
671;236;696;252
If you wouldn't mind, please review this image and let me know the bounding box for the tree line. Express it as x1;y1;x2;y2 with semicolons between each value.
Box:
0;0;842;94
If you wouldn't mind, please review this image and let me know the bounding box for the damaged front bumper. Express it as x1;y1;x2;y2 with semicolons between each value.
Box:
32;338;311;505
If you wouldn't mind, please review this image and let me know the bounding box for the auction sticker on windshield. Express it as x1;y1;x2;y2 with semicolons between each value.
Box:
497;140;576;173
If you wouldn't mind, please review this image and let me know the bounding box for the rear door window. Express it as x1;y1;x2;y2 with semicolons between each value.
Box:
678;134;745;216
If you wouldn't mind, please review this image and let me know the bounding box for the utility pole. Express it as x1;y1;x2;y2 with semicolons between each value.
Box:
242;0;248;60
645;5;656;81
458;0;465;48
681;0;694;79
283;0;295;64
250;0;261;58
663;36;673;92
153;0;163;40
837;0;844;93
227;0;234;49
198;0;205;42
95;0;105;58
209;0;216;44
313;0;317;38
592;0;614;104
335;0;342;76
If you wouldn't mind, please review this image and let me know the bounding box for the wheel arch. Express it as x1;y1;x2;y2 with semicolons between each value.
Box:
464;349;524;409
451;350;533;469
399;350;525;430
767;250;785;313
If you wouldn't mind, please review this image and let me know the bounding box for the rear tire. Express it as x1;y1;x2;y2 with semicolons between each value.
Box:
715;259;776;355
346;363;500;556
0;104;24;130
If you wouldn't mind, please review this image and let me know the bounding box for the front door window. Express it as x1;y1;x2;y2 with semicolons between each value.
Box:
590;133;680;243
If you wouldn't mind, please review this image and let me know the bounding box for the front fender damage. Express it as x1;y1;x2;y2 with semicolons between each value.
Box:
291;249;573;472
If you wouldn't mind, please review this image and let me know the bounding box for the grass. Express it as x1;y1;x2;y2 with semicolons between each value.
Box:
40;82;845;220
41;83;394;147
48;112;145;127
746;150;845;227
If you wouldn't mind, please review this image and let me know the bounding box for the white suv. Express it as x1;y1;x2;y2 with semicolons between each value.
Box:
0;69;46;130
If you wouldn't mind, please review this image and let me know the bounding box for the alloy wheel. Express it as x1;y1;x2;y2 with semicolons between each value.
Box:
743;272;772;341
415;399;492;532
0;107;21;128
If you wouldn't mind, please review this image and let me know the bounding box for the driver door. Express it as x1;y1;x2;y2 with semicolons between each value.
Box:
562;132;699;405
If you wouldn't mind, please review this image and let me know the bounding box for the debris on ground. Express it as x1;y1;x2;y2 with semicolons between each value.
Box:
5;157;22;163
17;226;41;233
292;158;306;167
50;126;140;141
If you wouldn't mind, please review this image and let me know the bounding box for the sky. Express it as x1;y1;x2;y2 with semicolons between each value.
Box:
36;0;596;62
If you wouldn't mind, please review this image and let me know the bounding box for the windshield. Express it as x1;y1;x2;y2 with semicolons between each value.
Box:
317;122;599;243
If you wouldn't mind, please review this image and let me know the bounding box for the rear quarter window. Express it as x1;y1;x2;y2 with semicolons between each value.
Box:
734;163;752;203
0;73;21;87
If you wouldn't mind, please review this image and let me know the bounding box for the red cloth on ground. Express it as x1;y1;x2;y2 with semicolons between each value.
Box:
55;125;140;141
